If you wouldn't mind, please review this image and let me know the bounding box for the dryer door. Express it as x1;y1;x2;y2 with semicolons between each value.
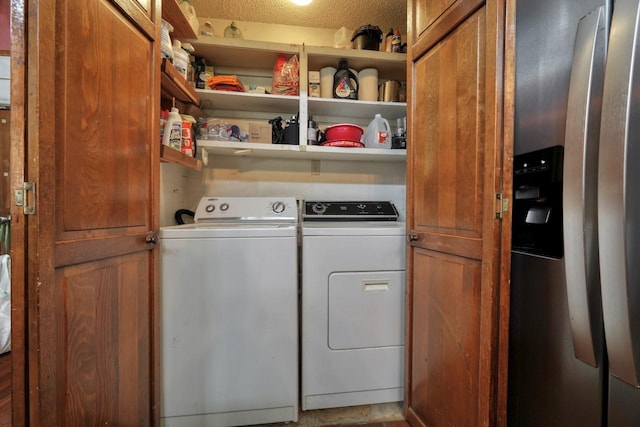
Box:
328;271;405;350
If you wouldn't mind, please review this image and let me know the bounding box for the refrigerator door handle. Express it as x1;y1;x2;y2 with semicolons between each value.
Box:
599;0;640;387
563;6;607;368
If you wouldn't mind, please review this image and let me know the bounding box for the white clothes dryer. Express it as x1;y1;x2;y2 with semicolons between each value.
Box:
301;201;406;410
160;196;298;427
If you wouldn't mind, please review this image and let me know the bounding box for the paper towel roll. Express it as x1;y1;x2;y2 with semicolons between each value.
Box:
320;67;336;98
358;68;379;101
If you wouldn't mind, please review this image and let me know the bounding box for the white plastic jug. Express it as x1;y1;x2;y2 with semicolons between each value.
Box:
180;0;199;35
364;114;391;149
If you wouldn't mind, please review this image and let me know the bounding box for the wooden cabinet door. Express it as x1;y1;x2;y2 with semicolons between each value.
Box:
26;0;160;425
405;0;514;426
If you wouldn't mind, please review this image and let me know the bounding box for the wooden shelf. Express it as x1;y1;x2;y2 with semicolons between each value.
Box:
162;0;197;39
160;145;202;170
161;58;199;105
197;140;406;162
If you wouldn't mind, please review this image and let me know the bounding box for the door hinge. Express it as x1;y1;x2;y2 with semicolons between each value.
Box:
495;193;509;219
15;182;36;215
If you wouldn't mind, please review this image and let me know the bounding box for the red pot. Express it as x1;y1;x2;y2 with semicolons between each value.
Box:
323;123;364;142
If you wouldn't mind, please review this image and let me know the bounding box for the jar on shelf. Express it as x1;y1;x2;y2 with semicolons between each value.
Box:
224;22;243;39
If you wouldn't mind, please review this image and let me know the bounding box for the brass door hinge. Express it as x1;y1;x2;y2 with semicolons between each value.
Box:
495;193;509;219
15;182;36;215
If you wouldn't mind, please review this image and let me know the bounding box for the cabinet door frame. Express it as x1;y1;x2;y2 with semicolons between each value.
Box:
405;0;514;425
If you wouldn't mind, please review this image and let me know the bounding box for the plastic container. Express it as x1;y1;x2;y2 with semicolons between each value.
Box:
162;107;183;151
172;40;189;80
351;25;382;50
363;114;391;149
358;68;379;101
334;27;351;49
160;19;174;62
320;67;336;98
179;0;199;35
333;59;358;100
324;123;364;142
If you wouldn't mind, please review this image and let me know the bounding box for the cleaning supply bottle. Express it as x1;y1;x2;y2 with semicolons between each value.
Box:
172;40;189;80
162;106;183;151
391;30;402;53
333;59;358;100
364;114;391;149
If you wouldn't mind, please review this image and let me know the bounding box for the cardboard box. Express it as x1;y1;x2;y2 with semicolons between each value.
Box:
249;122;272;144
309;70;320;98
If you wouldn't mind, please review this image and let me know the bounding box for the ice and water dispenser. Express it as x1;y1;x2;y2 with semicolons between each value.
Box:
512;146;564;258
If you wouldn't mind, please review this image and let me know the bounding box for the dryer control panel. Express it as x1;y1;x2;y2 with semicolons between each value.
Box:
303;201;398;221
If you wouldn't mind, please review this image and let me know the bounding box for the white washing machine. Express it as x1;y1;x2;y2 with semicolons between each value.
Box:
301;201;406;410
160;196;299;427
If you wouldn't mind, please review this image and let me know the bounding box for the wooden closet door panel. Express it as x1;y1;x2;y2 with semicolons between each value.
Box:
411;0;485;61
406;0;513;424
54;253;150;425
28;0;160;424
410;8;485;257
414;0;457;36
411;248;481;427
0;110;8;212
56;0;152;236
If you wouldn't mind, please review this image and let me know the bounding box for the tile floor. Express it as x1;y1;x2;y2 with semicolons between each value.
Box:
269;402;406;427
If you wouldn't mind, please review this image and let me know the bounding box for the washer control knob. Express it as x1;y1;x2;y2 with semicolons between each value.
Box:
272;201;286;214
205;204;215;213
220;203;229;211
311;203;327;214
357;203;367;210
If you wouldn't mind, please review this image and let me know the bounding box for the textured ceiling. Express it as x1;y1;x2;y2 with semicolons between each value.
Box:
189;0;408;35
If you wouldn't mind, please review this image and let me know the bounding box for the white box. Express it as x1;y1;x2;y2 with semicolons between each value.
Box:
309;71;320;98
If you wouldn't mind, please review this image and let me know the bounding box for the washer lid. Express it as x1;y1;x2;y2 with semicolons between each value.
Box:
301;221;406;236
160;222;297;239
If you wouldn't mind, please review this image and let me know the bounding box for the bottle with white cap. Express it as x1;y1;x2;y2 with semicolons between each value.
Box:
363;114;391;149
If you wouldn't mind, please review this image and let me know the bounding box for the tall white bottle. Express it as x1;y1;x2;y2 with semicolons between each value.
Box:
363;114;391;149
162;107;182;151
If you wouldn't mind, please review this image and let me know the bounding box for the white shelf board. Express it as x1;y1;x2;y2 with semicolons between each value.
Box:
187;36;302;70
305;46;407;81
197;89;300;114
197;140;406;162
308;97;407;121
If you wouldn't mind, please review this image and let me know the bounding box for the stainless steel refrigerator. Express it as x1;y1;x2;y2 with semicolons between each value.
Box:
508;0;640;425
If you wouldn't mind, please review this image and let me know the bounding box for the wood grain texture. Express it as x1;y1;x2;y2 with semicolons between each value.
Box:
27;0;160;425
496;0;516;425
410;8;485;246
410;248;482;426
406;0;512;425
9;0;27;425
0;352;10;427
414;0;458;39
0;110;9;214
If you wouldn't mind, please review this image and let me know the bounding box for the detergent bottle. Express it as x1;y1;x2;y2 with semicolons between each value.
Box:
333;59;358;100
363;114;391;149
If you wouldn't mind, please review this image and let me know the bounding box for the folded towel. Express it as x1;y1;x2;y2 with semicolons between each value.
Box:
206;75;245;92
